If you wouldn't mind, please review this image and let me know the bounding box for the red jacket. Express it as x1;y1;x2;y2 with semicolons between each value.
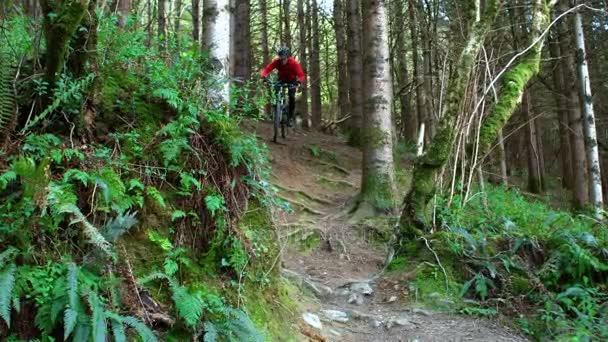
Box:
261;57;306;83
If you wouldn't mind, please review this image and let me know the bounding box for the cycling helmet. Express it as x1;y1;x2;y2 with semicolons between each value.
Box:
277;47;290;58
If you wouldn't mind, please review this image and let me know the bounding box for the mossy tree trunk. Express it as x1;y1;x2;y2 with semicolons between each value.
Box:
68;0;98;78
408;0;425;145
399;0;499;238
556;0;588;209
476;0;552;159
40;0;90;89
358;0;397;214
310;0;322;128
296;0;309;126
334;0;350;122
573;6;604;214
346;0;364;145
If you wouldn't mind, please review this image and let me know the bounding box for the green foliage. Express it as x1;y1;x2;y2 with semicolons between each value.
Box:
420;186;608;339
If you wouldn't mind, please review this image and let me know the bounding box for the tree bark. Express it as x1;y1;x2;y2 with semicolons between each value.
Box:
40;0;90;88
283;0;292;49
400;0;499;238
175;0;182;34
408;0;426;146
359;0;397;213
548;30;573;189
203;0;231;105
310;0;322;128
573;7;604;213
158;0;166;52
260;0;270;63
192;0;201;45
522;90;544;193
346;0;363;145
557;1;588;209
334;0;350;121
111;0;130;27
232;1;251;83
396;0;415;141
297;0;309;127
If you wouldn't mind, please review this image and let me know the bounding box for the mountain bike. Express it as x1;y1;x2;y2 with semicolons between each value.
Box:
267;81;297;143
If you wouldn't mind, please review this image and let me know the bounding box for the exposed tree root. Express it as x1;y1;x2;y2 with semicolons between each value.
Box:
305;158;351;175
273;183;333;205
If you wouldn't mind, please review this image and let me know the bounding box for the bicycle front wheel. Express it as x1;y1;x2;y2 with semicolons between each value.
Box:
273;101;282;143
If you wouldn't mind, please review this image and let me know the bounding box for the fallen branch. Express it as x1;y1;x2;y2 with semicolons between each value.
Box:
422;237;449;294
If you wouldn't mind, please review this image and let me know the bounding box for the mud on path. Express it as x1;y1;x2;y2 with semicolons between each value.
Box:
247;122;527;342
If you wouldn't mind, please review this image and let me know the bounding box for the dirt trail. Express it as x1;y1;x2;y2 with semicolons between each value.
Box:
248;122;527;342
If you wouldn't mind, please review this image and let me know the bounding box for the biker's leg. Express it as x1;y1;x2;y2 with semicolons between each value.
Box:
288;87;296;127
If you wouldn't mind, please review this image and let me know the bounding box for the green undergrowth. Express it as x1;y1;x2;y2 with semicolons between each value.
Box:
394;185;608;340
0;12;296;342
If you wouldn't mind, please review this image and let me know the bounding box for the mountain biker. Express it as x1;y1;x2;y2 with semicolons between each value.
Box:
261;47;306;127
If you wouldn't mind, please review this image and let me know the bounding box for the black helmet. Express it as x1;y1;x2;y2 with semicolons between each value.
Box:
277;47;290;58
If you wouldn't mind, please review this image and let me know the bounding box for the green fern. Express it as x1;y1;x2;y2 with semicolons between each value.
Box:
101;211;138;242
20;73;95;134
139;272;204;328
47;183;115;259
0;50;16;135
0;263;17;327
146;186;167;208
122;315;158;342
87;291;107;342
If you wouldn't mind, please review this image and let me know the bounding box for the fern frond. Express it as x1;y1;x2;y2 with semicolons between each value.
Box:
86;291;107;342
108;314;126;342
145;186;166;208
0;170;17;190
122;316;158;342
204;321;219;342
102;211;138;242
171;285;204;328
0;246;18;268
20;73;95;134
63;169;91;186
0;50;16;136
224;307;264;342
0;263;17;327
64;308;78;340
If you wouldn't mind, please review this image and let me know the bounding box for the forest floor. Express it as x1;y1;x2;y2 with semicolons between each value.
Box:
247;121;528;342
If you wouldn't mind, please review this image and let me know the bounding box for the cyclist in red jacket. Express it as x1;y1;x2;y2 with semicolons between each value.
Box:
261;47;306;127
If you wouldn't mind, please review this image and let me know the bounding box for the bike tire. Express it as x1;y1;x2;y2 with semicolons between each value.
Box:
273;101;282;143
281;106;287;139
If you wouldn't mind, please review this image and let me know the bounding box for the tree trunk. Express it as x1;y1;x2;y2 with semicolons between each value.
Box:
232;1;251;83
175;0;182;34
359;0;396;214
69;0;98;78
421;14;434;142
498;130;508;185
260;0;270;63
112;0;130;27
192;0;201;45
333;0;350;121
396;0;415;141
297;0;309;127
573;8;604;213
522;90;544;193
400;0;499;238
283;0;292;49
346;0;363;145
548;30;573;189
40;0;89;89
310;0;322;128
203;0;231;105
408;0;426;146
557;1;588;209
158;0;166;52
